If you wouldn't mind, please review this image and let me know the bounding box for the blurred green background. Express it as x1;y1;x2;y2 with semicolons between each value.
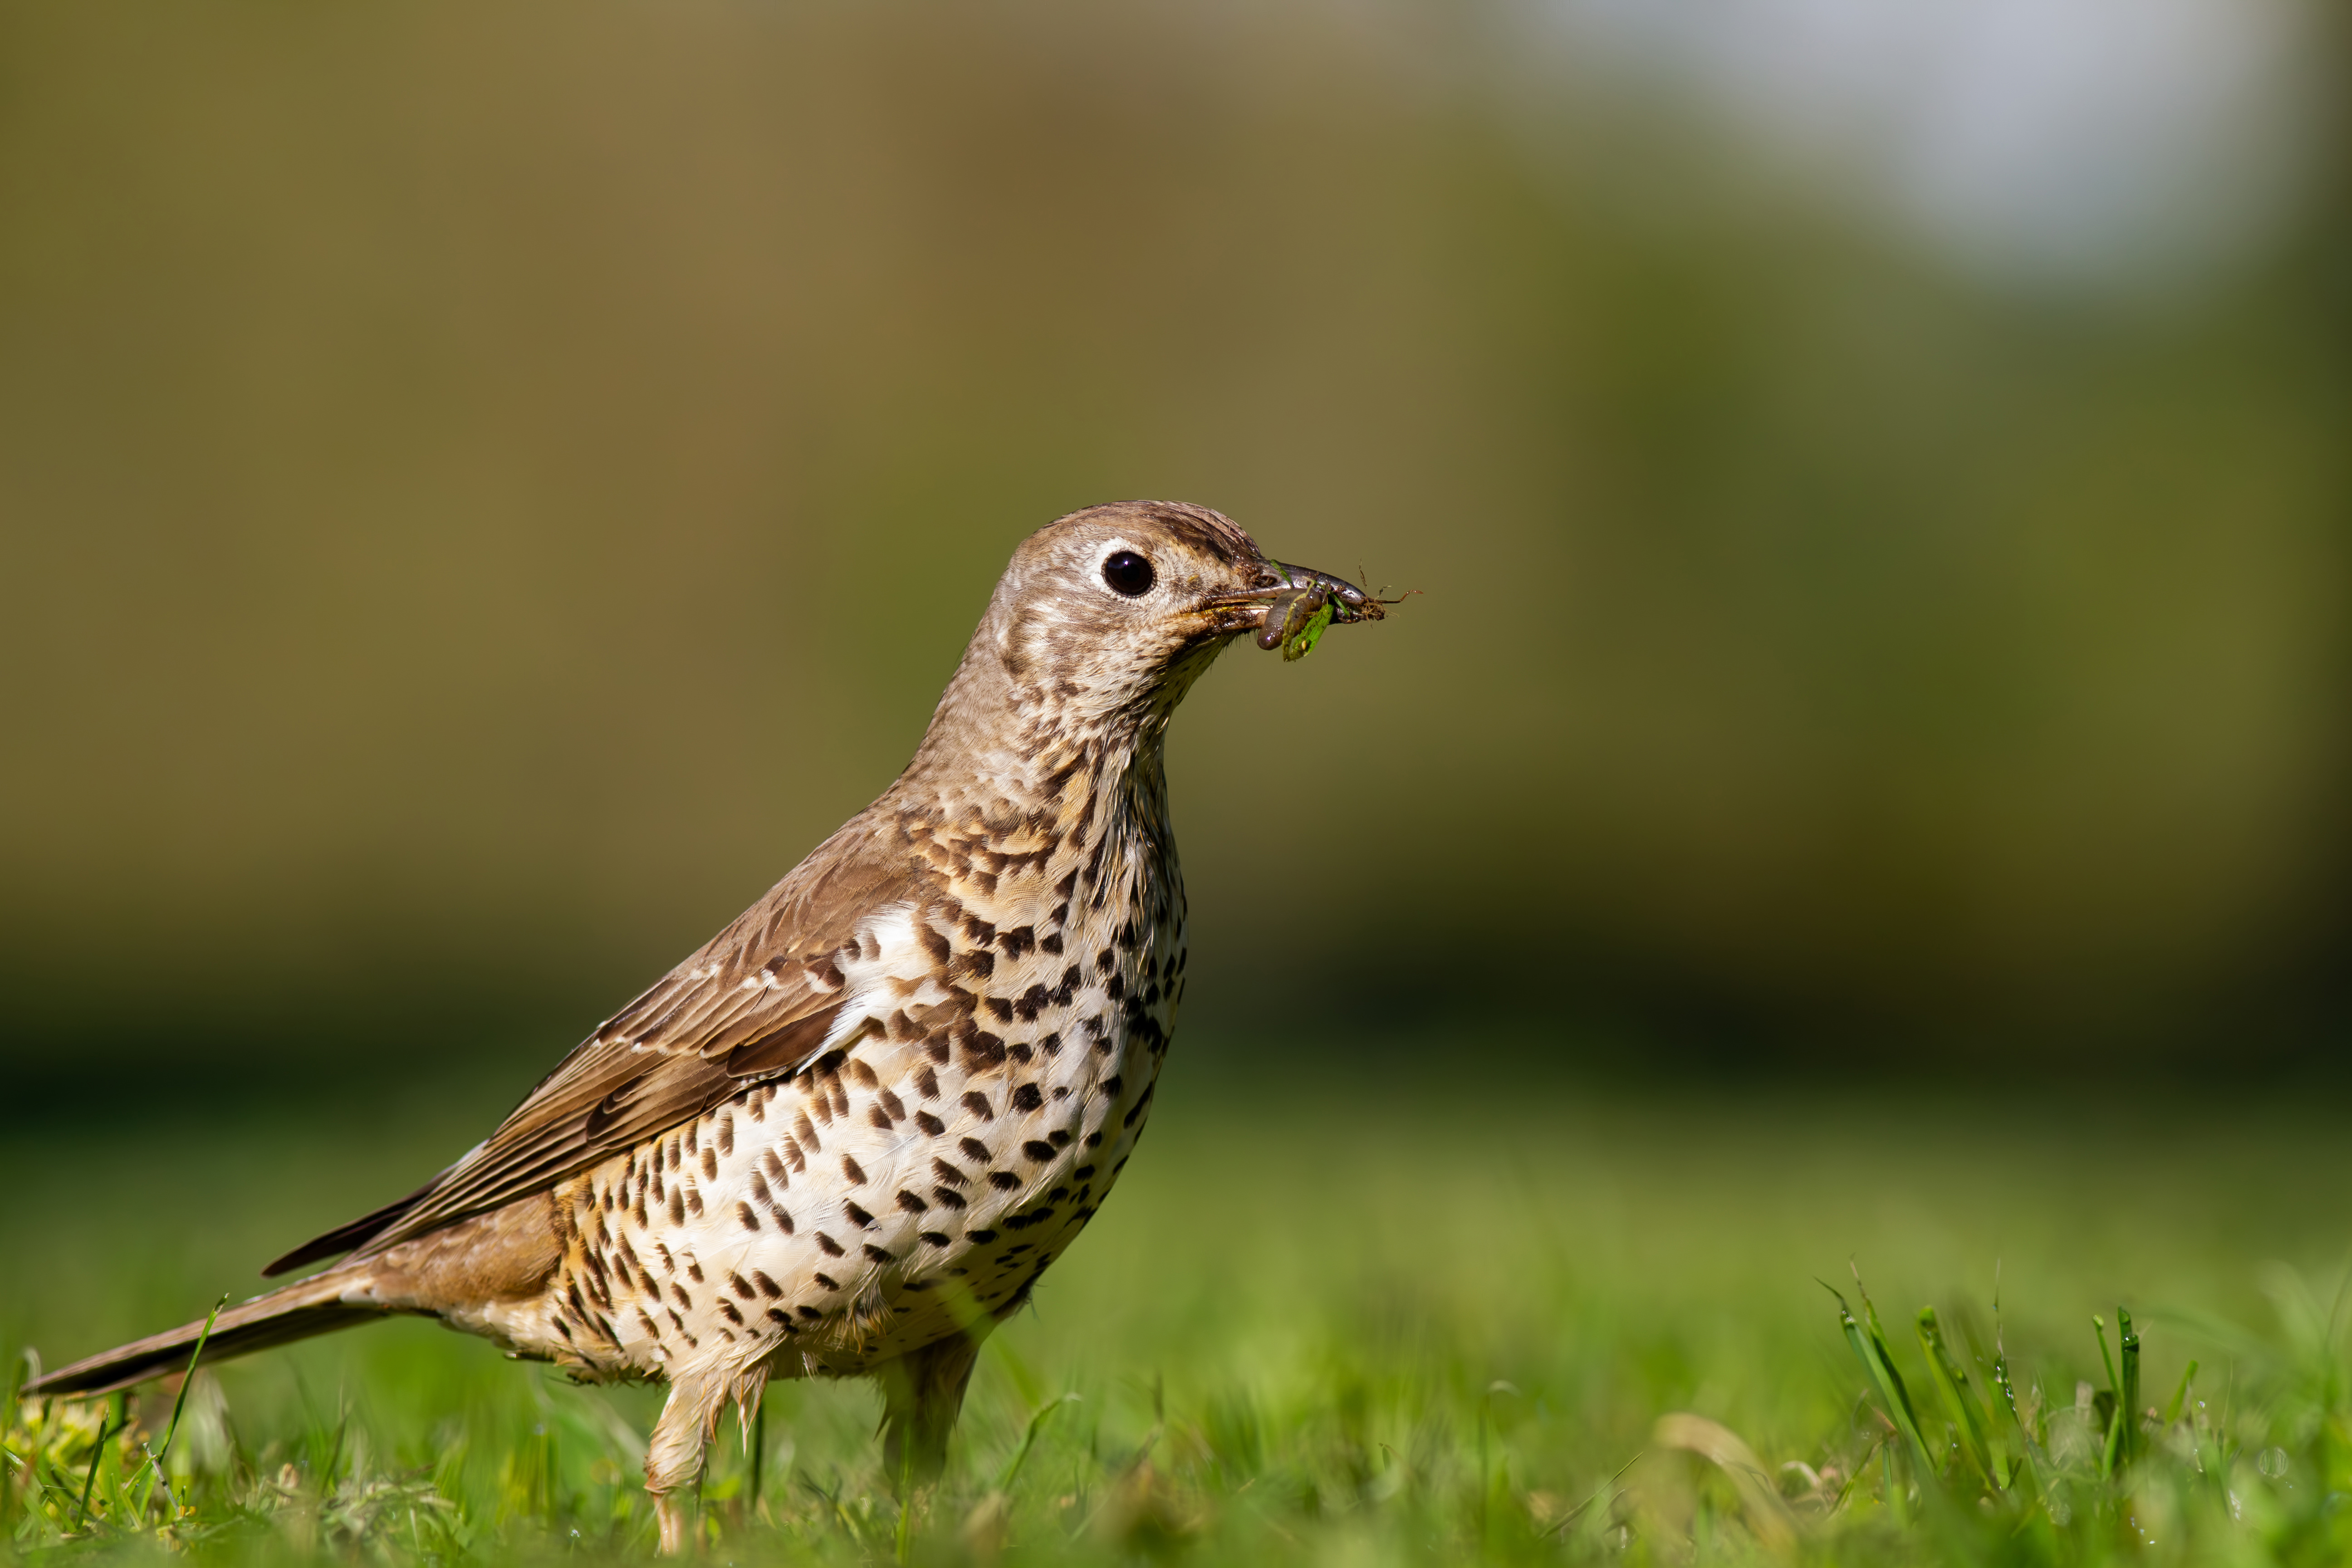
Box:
1;0;2346;1097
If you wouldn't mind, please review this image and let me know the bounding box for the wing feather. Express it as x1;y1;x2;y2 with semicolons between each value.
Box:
263;823;921;1276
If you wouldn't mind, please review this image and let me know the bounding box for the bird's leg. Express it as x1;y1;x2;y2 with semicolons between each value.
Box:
646;1372;729;1554
653;1492;690;1558
877;1331;985;1494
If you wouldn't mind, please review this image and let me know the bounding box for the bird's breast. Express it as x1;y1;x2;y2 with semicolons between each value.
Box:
530;808;1189;1382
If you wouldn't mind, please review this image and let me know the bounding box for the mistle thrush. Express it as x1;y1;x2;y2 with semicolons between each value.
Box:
28;501;1386;1552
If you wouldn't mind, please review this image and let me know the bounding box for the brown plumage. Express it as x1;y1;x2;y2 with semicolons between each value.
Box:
26;501;1384;1552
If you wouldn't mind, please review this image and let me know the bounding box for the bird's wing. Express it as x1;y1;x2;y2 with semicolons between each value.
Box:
265;824;920;1275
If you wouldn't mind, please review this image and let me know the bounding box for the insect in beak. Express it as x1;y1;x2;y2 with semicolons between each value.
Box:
1200;562;1404;662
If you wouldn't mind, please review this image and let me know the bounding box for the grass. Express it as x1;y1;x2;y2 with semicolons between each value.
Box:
9;1036;2352;1564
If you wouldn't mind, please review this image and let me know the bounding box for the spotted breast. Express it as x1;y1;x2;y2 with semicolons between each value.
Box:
523;754;1185;1384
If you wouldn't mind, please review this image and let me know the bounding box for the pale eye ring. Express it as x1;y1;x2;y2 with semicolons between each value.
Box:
1102;550;1155;597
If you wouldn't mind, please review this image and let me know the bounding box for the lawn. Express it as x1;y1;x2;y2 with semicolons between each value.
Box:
8;1035;2352;1564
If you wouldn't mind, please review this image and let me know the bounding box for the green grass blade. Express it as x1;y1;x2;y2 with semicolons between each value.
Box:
1826;1282;1936;1480
133;1294;226;1524
2164;1359;2200;1426
1916;1308;1997;1488
993;1393;1078;1494
2118;1307;2142;1467
74;1395;126;1528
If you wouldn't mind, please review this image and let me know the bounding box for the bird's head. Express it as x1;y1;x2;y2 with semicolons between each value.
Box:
990;499;1372;715
912;500;1379;771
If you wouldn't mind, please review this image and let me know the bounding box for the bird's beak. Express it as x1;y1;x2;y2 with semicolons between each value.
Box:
1195;559;1382;644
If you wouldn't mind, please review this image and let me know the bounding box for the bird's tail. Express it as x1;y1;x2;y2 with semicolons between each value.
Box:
24;1270;381;1400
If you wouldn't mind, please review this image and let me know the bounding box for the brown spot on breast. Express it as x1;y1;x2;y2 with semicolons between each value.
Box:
844;1201;876;1229
1011;1083;1044;1112
915;1111;946;1136
842;1156;867;1184
897;1190;928;1213
960;1137;990;1162
816;1233;845;1257
962;1091;994;1120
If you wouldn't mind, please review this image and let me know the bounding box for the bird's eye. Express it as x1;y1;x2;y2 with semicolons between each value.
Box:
1102;550;1156;598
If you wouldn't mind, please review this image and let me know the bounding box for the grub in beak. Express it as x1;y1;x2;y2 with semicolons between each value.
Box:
1198;561;1392;662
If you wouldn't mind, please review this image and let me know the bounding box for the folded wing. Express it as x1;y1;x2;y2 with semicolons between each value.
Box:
266;829;916;1275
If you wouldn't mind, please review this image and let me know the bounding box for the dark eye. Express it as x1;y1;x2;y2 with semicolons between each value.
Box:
1102;550;1155;597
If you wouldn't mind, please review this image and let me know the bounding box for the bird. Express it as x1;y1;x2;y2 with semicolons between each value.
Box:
27;500;1384;1553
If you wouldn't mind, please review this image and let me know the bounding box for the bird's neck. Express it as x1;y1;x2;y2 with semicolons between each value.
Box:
891;637;1226;829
